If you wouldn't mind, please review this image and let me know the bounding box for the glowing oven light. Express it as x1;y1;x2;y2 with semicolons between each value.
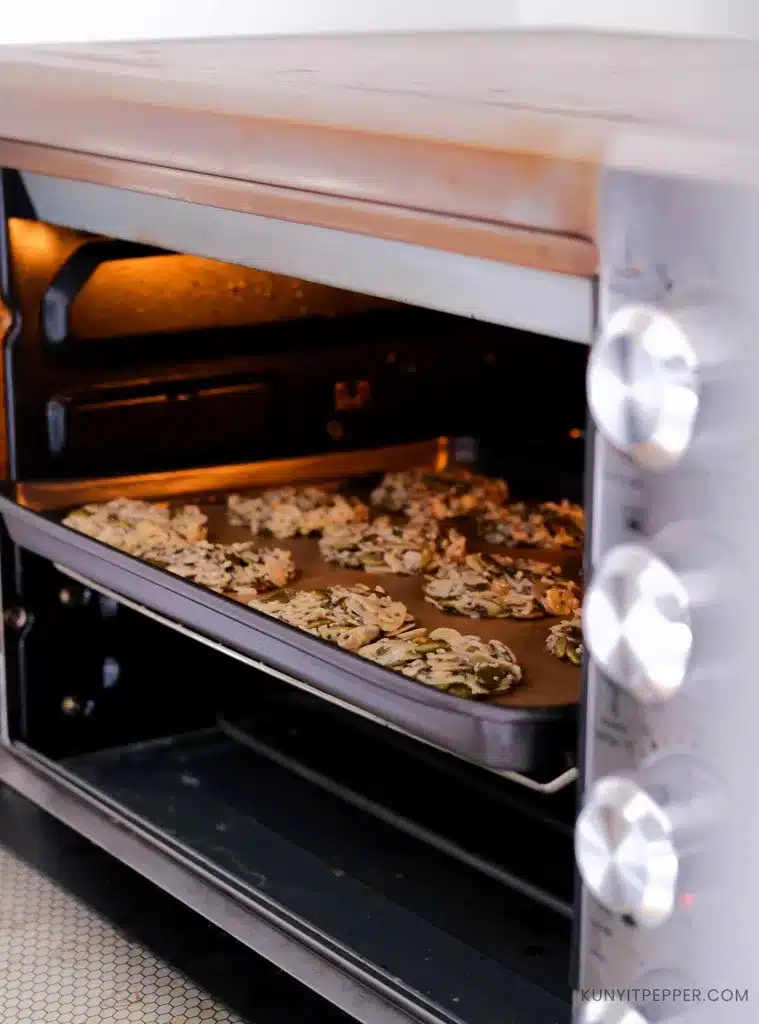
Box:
569;428;583;439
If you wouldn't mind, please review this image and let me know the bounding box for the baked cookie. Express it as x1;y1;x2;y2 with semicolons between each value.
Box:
370;468;508;520
423;551;580;619
63;498;208;555
359;626;522;698
63;499;293;599
227;487;369;539
249;583;413;651
546;616;583;665
145;540;296;599
478;500;584;549
319;516;466;575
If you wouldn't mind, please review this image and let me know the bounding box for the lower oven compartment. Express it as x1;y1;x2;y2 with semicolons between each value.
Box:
5;552;574;1024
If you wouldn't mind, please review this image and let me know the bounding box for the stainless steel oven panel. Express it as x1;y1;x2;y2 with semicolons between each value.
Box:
21;172;593;346
577;169;759;1022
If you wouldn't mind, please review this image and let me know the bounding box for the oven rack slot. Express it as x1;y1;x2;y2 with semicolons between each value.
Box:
53;562;577;795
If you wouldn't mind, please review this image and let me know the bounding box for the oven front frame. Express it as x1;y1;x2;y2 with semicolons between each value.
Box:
0;163;597;1024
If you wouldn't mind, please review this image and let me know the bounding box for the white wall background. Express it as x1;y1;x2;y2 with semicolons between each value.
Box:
0;0;756;45
522;0;757;35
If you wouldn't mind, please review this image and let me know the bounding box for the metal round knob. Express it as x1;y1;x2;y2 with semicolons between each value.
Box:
588;303;700;470
576;1001;649;1024
575;775;679;928
584;542;692;703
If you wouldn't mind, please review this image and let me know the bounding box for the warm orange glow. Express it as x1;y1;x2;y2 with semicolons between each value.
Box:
8;217;69;255
16;438;448;512
569;428;583;439
8;218;393;342
334;380;371;412
434;437;451;472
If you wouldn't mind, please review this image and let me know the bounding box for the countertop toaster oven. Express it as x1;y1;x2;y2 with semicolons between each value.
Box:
0;28;756;1024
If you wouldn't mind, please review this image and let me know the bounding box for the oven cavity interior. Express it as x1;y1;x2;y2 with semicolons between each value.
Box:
0;216;586;1024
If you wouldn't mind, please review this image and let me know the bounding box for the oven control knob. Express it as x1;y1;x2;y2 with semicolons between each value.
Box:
576;775;679;928
576;1001;648;1024
575;758;718;928
584;542;691;703
588;303;700;470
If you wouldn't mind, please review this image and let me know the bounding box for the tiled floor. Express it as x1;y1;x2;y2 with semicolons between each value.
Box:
0;785;350;1024
0;847;246;1024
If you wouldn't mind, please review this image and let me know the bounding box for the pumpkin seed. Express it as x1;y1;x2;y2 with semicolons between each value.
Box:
446;684;476;698
546;616;583;664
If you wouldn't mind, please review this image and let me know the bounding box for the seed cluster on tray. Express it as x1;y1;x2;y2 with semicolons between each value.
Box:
227;487;368;538
61;467;584;701
249;583;412;651
318;516;466;575
62;498;296;600
369;468;509;520
358;628;522;698
423;552;580;620
63;497;209;552
478;500;584;550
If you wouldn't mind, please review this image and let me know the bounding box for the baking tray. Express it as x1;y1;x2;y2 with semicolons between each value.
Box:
3;440;581;773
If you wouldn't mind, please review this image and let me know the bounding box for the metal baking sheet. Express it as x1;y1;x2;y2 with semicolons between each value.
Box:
1;447;580;773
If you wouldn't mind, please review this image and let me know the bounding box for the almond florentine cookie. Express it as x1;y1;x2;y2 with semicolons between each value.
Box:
227;487;369;539
63;498;208;555
318;516;466;575
144;541;296;600
423;551;580;620
63;499;294;599
478;500;584;549
249;583;413;651
359;626;522;698
370;468;508;520
546;616;583;665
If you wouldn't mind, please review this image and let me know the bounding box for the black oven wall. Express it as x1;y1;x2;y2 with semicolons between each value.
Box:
3;210;587;484
2;543;221;759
